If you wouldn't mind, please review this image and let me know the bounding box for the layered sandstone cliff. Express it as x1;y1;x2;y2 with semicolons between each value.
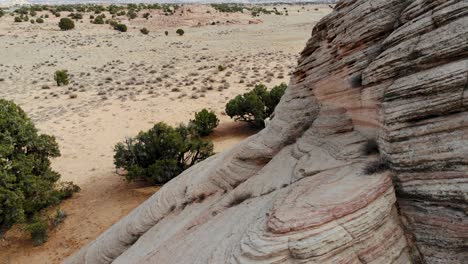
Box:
66;0;467;263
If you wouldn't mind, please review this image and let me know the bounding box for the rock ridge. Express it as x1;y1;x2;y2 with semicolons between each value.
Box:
66;0;467;263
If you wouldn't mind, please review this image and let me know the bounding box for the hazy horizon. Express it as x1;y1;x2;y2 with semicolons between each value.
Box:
1;0;337;5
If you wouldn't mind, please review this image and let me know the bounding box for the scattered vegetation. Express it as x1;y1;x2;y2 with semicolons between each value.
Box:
0;100;79;239
176;28;185;36
50;209;67;228
190;109;219;136
25;217;48;246
36;18;44;23
54;70;69;86
114;122;214;185
140;27;149;35
92;14;104;24
225;83;287;128
211;4;245;13
58;17;75;30
127;10;137;20
114;23;127;32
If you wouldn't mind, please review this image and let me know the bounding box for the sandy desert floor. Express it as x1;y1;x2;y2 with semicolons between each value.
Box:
0;4;331;263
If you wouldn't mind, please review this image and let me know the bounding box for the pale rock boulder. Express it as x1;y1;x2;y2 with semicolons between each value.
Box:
66;0;468;263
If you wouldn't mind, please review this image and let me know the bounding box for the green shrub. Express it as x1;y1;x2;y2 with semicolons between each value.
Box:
45;14;49;18
127;10;137;19
225;83;287;128
54;70;69;86
114;122;214;185
25;218;48;246
176;28;184;36
92;15;104;24
30;10;37;17
14;16;22;22
36;18;44;23
190;109;219;136
108;20;118;27
114;23;127;32
218;65;225;71
30;19;35;24
140;27;149;35
54;12;60;17
0;100;79;236
69;13;83;20
0;10;4;18
50;209;67;228
58;18;74;30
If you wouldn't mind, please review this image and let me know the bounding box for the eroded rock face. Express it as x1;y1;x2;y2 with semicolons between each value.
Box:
66;0;467;263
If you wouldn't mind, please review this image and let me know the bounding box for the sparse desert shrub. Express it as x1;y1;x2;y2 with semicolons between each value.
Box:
218;65;225;71
30;10;37;17
114;23;127;32
165;31;168;36
108;20;118;27
93;15;104;24
14;16;22;22
36;18;44;23
50;209;67;228
140;27;149;35
143;12;150;19
30;19;35;24
58;18;74;30
361;139;379;155
54;12;61;17
190;109;219;136
127;10;137;19
114;122;214;185
69;13;83;20
0;100;79;237
176;28;184;36
54;70;69;86
25;218;48;246
225;83;287;128
0;10;4;18
45;14;49;18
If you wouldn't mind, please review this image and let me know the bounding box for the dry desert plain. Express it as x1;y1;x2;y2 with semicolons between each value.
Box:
0;4;331;263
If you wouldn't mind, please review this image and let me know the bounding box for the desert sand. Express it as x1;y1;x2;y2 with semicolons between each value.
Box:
0;4;331;263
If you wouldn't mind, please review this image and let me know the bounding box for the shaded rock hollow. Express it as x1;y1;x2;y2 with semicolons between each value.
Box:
66;0;468;263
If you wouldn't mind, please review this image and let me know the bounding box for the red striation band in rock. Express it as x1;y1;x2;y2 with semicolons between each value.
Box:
65;0;468;263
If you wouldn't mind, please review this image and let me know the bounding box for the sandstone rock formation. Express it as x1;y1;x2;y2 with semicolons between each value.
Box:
66;0;467;263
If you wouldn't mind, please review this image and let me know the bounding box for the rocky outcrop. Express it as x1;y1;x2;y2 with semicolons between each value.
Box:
66;0;467;263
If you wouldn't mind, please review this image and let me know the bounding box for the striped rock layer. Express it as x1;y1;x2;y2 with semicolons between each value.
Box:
66;0;468;263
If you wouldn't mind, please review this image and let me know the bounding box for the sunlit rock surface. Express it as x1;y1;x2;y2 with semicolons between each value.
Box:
66;0;467;263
